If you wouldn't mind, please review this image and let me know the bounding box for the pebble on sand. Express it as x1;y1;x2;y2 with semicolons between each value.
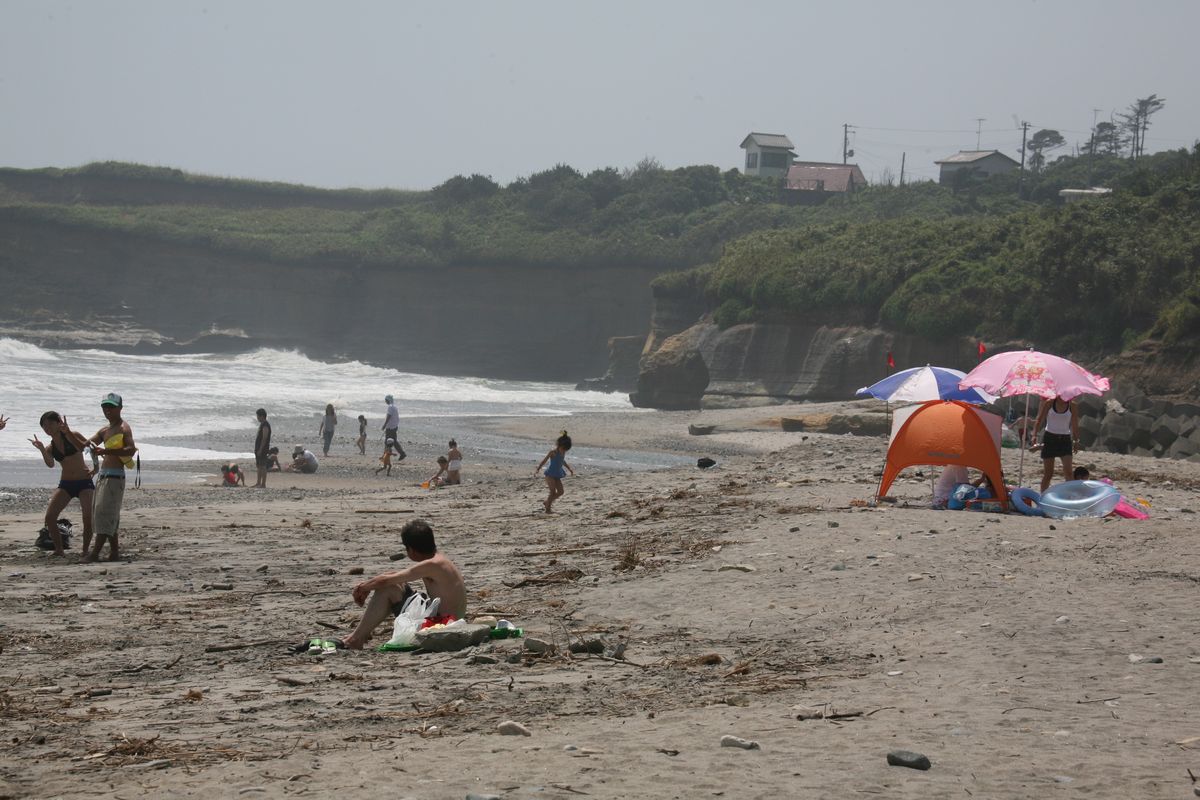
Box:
497;720;531;736
719;735;760;750
887;749;931;770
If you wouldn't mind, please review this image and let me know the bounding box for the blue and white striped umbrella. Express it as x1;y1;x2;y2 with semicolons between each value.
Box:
856;365;996;405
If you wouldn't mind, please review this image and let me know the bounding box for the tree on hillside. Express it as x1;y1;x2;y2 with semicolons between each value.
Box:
1119;94;1166;159
1081;120;1127;157
1027;129;1066;173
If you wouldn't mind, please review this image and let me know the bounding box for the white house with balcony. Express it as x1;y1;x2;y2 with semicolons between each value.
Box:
740;132;796;178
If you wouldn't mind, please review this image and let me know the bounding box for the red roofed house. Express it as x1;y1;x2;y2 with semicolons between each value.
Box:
785;162;867;193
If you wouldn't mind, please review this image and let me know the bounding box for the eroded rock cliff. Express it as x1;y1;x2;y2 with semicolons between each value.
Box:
0;216;661;381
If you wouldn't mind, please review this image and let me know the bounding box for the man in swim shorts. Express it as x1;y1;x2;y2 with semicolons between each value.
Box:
254;408;272;488
341;519;466;650
87;393;136;562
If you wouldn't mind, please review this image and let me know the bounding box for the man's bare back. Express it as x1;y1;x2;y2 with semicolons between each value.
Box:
342;519;466;649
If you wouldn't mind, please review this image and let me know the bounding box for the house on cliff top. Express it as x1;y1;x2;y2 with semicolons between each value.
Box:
740;132;796;178
785;162;867;194
935;150;1020;184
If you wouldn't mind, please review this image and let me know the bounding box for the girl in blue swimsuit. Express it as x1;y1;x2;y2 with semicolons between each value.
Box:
30;411;95;556
536;431;575;513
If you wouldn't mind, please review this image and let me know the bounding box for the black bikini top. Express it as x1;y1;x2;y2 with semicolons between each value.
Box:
50;435;80;463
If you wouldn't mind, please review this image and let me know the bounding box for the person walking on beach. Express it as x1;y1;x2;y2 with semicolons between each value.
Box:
356;414;368;455
1035;395;1080;492
254;408;272;488
536;431;574;513
375;440;396;476
318;404;337;456
382;395;405;460
340;519;466;650
30;411;95;557
86;393;136;562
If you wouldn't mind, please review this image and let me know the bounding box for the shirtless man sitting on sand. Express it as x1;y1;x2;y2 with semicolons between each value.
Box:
341;519;466;650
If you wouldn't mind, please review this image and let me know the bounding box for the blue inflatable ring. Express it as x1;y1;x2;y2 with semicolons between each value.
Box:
1009;487;1044;516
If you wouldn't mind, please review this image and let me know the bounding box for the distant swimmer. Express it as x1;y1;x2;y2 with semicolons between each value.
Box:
87;393;136;563
30;411;95;557
535;431;574;513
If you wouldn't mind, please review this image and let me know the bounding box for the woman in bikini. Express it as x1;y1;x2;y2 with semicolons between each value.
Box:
30;411;95;557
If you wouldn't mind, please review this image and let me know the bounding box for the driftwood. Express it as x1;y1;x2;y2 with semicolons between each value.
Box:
204;640;279;653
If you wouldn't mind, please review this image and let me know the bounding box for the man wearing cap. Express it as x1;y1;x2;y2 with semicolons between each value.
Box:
87;393;136;562
382;395;405;460
286;445;319;474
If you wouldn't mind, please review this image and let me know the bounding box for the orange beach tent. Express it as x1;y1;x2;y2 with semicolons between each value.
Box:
877;400;1009;510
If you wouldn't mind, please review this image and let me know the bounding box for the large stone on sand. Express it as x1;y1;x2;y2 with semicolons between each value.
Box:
414;623;491;652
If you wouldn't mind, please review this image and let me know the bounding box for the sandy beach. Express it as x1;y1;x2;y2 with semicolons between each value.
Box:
2;403;1199;799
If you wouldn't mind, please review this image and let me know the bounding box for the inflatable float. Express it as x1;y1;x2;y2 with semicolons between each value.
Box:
1009;487;1044;516
1036;480;1122;520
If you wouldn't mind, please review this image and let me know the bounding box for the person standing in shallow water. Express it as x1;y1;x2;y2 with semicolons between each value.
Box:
87;393;136;562
30;411;95;556
318;404;337;456
253;408;272;488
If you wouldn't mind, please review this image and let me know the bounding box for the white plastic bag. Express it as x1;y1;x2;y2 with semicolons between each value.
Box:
385;593;440;646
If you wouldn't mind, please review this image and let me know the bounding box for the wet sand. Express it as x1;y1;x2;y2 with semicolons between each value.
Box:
1;404;1198;799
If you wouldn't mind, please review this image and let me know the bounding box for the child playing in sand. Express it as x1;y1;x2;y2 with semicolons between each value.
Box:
221;463;246;486
356;415;368;455
426;456;450;487
376;439;396;476
536;431;574;513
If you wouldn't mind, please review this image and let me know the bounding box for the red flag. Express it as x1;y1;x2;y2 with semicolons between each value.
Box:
977;341;987;361
886;351;895;369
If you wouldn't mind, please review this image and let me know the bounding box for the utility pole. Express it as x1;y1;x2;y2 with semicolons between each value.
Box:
1088;108;1101;185
842;123;854;165
975;118;986;149
1018;121;1030;198
899;152;906;186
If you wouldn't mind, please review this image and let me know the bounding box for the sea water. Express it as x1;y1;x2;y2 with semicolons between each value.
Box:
0;338;652;486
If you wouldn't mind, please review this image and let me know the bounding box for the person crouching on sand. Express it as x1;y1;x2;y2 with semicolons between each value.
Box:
536;431;574;513
340;519;466;650
426;456;449;487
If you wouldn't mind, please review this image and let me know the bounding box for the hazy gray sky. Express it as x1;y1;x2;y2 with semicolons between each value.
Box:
2;0;1197;189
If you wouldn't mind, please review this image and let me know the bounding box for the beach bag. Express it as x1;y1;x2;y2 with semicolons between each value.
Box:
36;518;73;550
386;594;440;647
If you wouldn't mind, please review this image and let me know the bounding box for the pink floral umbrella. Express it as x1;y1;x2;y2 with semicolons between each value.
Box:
959;349;1110;486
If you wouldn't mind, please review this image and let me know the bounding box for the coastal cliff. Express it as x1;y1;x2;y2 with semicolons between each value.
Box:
0;216;661;381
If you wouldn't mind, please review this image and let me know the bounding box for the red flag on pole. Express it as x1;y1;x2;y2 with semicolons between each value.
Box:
977;341;986;362
886;351;895;369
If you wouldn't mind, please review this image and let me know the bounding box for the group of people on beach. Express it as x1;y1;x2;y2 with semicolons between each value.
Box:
17;393;135;561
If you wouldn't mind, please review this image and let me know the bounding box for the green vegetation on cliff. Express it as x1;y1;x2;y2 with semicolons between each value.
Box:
662;147;1200;354
2;146;1199;356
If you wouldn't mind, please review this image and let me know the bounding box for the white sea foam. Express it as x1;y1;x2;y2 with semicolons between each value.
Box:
0;339;633;468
